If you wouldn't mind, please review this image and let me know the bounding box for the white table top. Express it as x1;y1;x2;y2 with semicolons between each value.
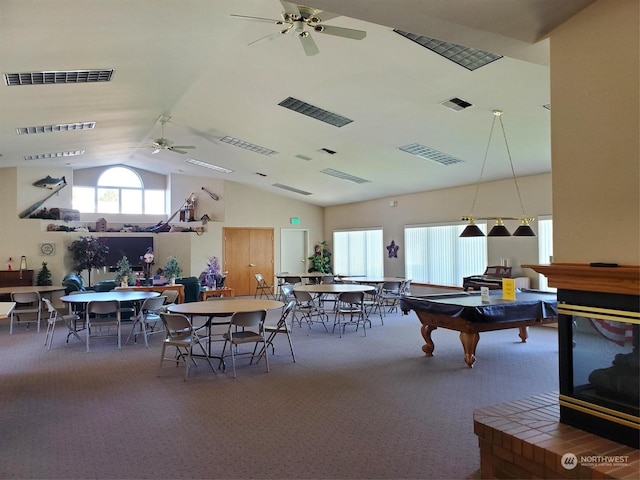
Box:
294;284;374;294
60;291;160;303
0;285;66;295
276;272;327;278
168;299;283;316
340;277;405;284
0;302;16;319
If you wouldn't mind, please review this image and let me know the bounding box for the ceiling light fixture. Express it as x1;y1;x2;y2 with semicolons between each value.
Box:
460;110;535;238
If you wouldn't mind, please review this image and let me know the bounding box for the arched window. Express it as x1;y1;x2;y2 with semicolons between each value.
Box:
72;166;165;214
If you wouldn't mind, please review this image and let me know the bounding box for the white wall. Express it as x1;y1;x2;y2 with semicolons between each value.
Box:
2;166;324;288
324;173;552;285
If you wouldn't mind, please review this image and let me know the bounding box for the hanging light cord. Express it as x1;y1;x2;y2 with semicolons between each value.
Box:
469;113;498;216
497;114;527;218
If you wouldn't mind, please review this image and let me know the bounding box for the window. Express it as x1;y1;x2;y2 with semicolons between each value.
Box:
72;166;165;215
333;229;383;276
537;216;554;291
405;223;487;287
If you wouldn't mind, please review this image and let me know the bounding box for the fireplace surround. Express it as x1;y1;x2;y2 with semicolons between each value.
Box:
523;264;639;449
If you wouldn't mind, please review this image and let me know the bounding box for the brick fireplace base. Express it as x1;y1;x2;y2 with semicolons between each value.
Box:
473;392;639;479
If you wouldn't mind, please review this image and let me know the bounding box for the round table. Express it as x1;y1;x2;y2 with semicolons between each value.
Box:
0;285;66;296
167;299;284;364
340;277;405;284
60;291;160;304
167;298;283;316
294;284;374;294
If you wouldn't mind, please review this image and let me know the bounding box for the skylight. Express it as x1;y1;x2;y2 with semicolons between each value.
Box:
220;136;277;156
4;69;114;85
24;150;85;161
16;122;96;135
399;144;464;166
320;168;370;184
279;97;353;127
272;183;313;196
393;30;502;71
185;158;233;173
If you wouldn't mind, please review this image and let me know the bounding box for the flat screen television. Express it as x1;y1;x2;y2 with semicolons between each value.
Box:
99;236;154;272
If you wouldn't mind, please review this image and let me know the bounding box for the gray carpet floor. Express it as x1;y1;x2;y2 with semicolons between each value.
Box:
0;300;559;479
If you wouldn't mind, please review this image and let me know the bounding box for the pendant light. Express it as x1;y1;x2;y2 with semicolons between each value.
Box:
460;110;536;238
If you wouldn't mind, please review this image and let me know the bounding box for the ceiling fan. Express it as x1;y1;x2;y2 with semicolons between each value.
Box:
231;1;366;56
134;115;196;155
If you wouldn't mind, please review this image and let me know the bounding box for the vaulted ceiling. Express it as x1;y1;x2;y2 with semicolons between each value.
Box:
0;0;594;206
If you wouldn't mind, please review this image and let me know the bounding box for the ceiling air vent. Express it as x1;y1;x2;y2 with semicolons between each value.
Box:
272;183;312;196
220;136;277;156
393;30;502;71
441;97;473;112
319;148;337;155
279;97;353;127
399;144;464;166
295;154;312;161
321;168;370;184
24;150;85;161
16;122;96;135
4;69;114;85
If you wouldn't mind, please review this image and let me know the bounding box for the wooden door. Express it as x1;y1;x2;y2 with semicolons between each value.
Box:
223;228;274;296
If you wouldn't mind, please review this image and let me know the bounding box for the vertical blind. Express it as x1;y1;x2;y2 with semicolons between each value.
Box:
404;223;487;287
333;229;383;277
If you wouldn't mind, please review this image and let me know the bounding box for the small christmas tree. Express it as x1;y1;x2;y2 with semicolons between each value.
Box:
37;261;53;286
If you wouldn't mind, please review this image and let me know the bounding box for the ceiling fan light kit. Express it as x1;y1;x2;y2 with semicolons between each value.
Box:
460;110;535;238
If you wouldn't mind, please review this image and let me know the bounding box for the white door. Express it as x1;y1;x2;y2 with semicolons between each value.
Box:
280;229;308;274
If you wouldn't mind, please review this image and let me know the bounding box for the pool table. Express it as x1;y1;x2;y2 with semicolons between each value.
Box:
400;290;557;367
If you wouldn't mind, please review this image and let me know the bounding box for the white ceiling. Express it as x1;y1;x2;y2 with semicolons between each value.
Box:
0;0;594;207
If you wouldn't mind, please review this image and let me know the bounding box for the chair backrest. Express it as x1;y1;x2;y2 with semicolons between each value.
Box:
230;309;266;329
255;273;265;284
160;312;192;336
382;281;402;293
280;283;294;300
283;276;302;285
338;291;364;305
41;297;55;312
280;300;295;323
141;295;166;313
11;291;41;305
320;275;335;284
293;289;313;303
87;299;120;316
402;279;412;295
161;290;179;304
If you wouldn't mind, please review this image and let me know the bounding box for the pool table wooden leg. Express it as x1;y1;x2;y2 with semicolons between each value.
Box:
460;332;480;368
421;324;437;356
518;326;529;342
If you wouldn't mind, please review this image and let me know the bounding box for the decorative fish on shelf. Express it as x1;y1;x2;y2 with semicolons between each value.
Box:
33;175;66;189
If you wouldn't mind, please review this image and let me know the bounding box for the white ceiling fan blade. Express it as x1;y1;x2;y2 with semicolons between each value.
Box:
248;30;287;46
314;24;366;40
230;14;282;24
280;1;301;18
151;148;161;155
299;32;319;56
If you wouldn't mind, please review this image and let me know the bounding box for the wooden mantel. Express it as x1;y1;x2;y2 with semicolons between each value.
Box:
522;263;640;296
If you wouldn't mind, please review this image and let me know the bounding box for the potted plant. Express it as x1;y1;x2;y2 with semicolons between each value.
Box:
68;235;109;286
114;256;135;287
162;256;183;285
199;256;227;289
308;241;332;274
